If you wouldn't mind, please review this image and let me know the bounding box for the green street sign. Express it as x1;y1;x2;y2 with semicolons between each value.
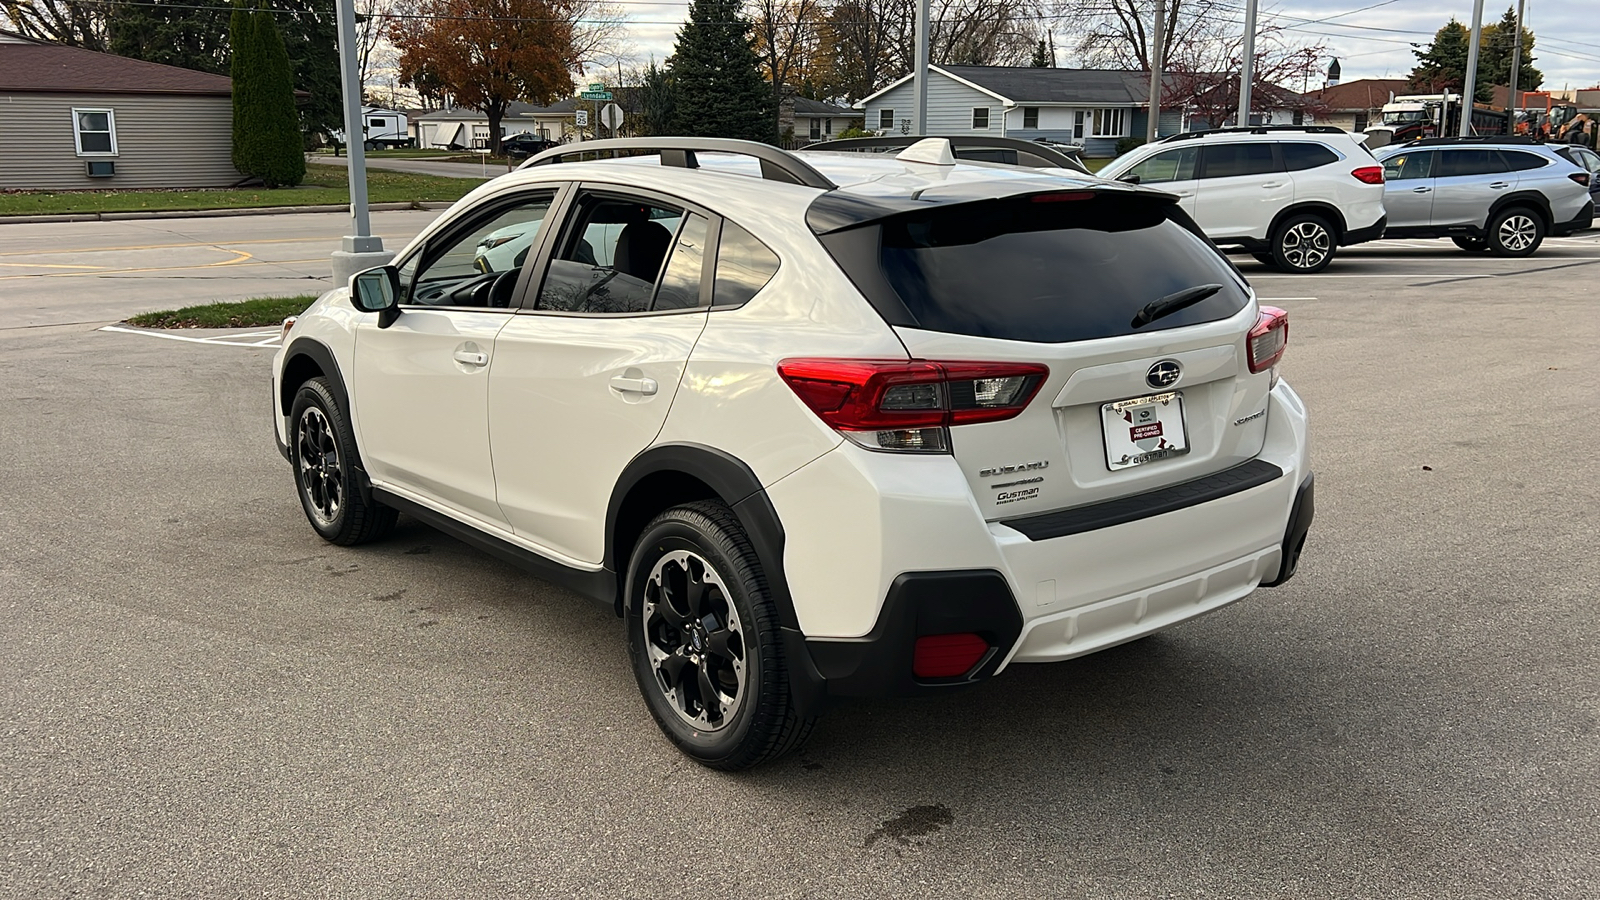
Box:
580;91;613;100
586;82;605;92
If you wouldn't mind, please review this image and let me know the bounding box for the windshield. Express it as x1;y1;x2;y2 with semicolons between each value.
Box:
1382;110;1429;125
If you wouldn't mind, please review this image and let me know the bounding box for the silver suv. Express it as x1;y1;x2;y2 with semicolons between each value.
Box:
1374;137;1595;255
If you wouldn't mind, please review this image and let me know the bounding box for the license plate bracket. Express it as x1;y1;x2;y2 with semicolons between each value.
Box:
1101;391;1189;470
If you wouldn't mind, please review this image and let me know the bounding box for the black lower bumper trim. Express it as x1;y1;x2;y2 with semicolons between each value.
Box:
1343;214;1386;246
1260;474;1314;587
1553;199;1594;237
1000;459;1284;542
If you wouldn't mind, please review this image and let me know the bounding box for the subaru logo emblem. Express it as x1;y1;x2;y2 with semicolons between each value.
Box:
1147;360;1181;389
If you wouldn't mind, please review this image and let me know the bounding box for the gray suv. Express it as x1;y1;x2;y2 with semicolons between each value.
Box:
1374;137;1594;256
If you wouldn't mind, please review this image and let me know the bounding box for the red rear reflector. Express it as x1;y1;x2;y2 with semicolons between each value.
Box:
913;633;989;678
776;359;1048;431
1571;172;1592;187
1351;165;1385;185
1248;306;1289;373
1030;191;1094;203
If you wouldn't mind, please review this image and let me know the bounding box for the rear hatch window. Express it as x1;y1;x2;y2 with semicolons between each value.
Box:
827;191;1249;344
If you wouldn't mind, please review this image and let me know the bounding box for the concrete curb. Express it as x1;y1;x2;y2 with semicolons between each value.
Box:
1;201;453;225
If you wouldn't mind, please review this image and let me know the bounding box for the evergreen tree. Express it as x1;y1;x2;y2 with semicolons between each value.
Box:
1482;6;1542;91
1030;39;1051;67
231;2;305;187
108;0;230;74
668;0;776;143
1409;19;1490;102
639;59;676;137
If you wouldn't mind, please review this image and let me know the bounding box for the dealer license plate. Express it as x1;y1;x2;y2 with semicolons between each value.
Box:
1102;391;1189;471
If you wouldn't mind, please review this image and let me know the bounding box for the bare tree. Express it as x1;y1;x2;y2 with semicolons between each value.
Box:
749;0;825;112
0;0;107;48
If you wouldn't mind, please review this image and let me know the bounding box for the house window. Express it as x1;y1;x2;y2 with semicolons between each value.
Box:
1292;109;1304;126
809;119;821;140
824;118;833;136
1073;110;1086;139
972;107;989;129
1091;108;1127;138
880;109;894;130
72;108;117;156
1354;112;1369;132
1023;107;1039;129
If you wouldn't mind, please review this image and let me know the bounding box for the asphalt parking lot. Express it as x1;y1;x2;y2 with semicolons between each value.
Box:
3;220;1598;898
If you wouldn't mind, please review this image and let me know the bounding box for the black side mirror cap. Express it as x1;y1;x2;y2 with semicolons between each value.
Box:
350;265;402;328
1117;173;1141;184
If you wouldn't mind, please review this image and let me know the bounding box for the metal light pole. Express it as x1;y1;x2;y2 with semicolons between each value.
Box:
330;0;391;288
914;0;929;135
1506;0;1526;123
1146;0;1166;142
1460;0;1486;136
1237;0;1258;127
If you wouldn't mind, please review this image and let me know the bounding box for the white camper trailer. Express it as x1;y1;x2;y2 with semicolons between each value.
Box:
332;107;411;150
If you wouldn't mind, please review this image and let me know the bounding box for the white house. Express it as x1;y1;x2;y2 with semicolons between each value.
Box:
415;99;584;149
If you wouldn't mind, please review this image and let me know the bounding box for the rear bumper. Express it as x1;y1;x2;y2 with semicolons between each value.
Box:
1553;199;1594;237
1343;214;1387;246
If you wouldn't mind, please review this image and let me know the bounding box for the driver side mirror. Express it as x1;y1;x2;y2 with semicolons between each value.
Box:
1117;173;1141;185
351;265;401;328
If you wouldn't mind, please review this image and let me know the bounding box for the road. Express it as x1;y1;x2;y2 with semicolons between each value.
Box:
2;224;1599;897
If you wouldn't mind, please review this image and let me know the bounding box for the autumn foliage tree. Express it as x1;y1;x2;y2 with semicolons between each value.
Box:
390;0;579;154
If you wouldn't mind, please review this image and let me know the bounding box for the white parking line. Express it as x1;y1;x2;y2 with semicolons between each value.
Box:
100;324;282;349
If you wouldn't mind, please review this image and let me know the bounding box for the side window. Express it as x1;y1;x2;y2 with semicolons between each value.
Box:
1023;107;1039;129
713;221;780;307
1437;149;1507;178
401;192;555;308
72;108;117;156
1382;151;1434;181
652;214;710;311
879;109;894;130
1498;150;1548;172
972;107;989;129
1281;143;1340;171
537;194;683;314
1199;142;1280;178
1126;147;1198;184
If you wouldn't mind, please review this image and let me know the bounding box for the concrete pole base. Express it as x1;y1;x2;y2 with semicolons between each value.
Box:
330;243;395;292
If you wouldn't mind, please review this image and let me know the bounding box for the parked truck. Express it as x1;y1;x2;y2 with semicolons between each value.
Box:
1364;93;1508;148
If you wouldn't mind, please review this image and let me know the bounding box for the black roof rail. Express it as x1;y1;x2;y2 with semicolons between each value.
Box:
1158;125;1349;143
803;134;1087;172
1398;135;1539;147
520;137;836;190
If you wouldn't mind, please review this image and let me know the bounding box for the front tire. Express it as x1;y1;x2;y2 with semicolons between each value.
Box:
1487;207;1543;257
625;501;814;770
1269;213;1336;273
1452;235;1491;252
289;378;397;545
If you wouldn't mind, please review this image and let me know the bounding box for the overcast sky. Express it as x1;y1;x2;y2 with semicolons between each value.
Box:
607;0;1600;93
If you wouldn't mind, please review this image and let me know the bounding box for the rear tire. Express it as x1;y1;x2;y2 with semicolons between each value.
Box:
289;378;397;546
1452;236;1491;252
1487;207;1543;257
363;140;377;152
1269;213;1336;273
625;501;814;770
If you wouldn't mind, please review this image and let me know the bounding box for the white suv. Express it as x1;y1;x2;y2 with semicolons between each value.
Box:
1098;126;1388;273
273;138;1314;769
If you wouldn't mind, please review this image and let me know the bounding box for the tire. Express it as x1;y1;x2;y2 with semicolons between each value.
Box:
1268;213;1336;273
288;377;397;546
363;140;377;152
625;501;815;770
1487;206;1544;257
1452;235;1491;252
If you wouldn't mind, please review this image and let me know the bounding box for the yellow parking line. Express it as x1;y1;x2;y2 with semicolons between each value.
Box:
0;261;107;269
0;248;257;279
0;233;410;257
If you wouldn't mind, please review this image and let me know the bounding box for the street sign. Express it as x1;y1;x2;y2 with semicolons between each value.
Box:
586;82;605;92
575;109;589;127
580;91;613;100
600;103;625;130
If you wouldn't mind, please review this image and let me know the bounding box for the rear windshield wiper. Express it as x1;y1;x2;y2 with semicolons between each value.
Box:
1130;283;1224;329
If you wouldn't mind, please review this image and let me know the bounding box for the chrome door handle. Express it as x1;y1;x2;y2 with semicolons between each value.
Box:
1412;187;1432;193
609;375;658;395
453;349;488;366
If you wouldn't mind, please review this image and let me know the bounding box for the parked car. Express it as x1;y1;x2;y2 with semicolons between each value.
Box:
1553;143;1600;209
502;132;559;160
1372;137;1595;255
1097;126;1388;274
274;137;1313;770
806;134;1091;174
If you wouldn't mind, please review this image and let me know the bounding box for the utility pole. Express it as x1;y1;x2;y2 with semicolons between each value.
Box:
1507;0;1527;125
330;0;391;288
914;0;929;135
1237;0;1258;127
1461;0;1486;136
1147;0;1166;142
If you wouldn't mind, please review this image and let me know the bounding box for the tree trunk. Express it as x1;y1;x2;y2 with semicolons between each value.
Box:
486;102;506;156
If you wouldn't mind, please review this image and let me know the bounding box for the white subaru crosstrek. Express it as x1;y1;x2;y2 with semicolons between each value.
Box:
273;138;1314;769
1098;126;1388;273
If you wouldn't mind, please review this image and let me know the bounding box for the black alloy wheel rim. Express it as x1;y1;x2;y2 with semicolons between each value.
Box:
296;407;342;526
642;549;747;732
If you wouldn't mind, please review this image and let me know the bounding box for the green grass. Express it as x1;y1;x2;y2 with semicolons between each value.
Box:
1083;157;1112;173
0;166;485;217
126;295;319;328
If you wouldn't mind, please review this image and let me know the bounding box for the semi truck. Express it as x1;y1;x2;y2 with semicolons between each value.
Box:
1363;93;1508;148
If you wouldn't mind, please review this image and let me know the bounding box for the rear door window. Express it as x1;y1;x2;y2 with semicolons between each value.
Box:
1382;150;1434;180
536;194;683;314
1437;149;1508;177
860;192;1248;343
1199;143;1280;178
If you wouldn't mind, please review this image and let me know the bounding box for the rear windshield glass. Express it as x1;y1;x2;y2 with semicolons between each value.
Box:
862;192;1248;343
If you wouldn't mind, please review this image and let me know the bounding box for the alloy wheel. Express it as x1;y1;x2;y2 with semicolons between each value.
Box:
296;407;342;526
642;549;747;732
1280;221;1331;269
1497;214;1537;252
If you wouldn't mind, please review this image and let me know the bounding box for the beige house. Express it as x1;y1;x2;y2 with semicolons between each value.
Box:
0;31;240;190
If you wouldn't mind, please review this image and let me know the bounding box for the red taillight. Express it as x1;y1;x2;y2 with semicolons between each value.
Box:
777;359;1049;449
1030;191;1095;203
913;633;989;678
1248;306;1289;374
1351;165;1385;185
1571;172;1592;187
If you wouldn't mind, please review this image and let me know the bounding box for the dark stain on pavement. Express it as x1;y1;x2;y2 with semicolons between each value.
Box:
864;804;953;849
372;590;406;603
404;545;432;555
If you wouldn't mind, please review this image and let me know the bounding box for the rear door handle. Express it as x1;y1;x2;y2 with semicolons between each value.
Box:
1489;181;1510;189
1261;181;1285;188
609;375;658;395
1412;187;1433;193
453;349;488;366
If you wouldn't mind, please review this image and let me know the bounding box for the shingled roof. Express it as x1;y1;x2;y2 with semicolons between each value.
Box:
0;33;233;96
